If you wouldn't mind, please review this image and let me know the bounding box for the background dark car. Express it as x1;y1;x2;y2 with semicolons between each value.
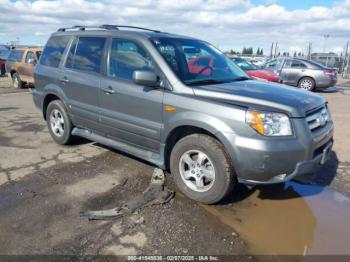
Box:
263;57;337;91
0;46;10;76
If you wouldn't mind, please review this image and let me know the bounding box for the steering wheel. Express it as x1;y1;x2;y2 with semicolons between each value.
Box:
195;66;213;78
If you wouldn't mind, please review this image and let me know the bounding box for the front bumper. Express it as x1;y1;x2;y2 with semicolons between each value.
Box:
217;119;334;185
238;139;333;185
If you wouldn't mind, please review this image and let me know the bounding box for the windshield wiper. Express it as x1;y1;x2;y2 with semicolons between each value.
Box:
233;76;251;81
185;79;231;86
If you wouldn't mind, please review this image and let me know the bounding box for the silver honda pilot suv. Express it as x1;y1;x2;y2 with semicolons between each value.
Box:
32;25;334;204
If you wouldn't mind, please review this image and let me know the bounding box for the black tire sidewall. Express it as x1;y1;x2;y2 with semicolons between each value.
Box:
298;77;315;91
170;135;234;204
46;100;73;145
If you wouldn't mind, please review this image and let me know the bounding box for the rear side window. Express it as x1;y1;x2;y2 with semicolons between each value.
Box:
8;50;24;62
291;60;307;68
40;36;70;68
65;37;106;73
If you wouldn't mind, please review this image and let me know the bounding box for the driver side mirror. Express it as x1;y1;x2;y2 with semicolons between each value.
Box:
133;70;159;87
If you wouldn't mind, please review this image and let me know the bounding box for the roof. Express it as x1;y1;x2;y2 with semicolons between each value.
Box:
12;47;43;51
52;25;196;41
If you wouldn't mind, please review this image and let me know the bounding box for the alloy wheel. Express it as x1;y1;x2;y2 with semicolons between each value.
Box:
179;150;215;192
50;109;65;137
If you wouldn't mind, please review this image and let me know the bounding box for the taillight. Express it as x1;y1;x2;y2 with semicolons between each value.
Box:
324;70;335;76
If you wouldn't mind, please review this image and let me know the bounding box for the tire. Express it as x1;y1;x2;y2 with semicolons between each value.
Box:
298;77;315;91
170;134;236;204
12;72;23;88
46;100;74;145
0;65;5;76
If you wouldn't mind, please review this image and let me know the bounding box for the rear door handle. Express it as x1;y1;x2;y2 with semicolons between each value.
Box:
60;76;69;83
102;86;115;95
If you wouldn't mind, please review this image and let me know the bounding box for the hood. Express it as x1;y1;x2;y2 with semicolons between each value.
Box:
246;69;280;80
192;80;325;117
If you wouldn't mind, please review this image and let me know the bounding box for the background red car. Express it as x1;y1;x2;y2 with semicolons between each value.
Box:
0;46;10;76
231;57;283;83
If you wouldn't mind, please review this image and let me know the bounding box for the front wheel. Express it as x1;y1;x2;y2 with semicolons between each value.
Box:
170;134;236;204
298;77;315;91
12;72;23;88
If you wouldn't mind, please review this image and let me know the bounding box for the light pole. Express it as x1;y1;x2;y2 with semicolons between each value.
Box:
323;34;330;66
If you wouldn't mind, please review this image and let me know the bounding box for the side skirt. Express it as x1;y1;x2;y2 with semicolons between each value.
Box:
72;127;165;169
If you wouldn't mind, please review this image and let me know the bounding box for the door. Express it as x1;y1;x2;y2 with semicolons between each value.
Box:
100;38;163;152
19;51;36;83
281;59;307;85
61;36;106;132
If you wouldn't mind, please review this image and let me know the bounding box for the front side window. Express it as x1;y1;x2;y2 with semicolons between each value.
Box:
40;36;70;67
65;37;106;73
25;51;36;64
108;39;155;80
151;37;247;85
8;50;24;62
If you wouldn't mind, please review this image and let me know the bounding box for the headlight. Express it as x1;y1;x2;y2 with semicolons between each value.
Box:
245;110;292;136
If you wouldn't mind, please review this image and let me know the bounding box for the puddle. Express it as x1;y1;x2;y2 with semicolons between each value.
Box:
201;182;350;255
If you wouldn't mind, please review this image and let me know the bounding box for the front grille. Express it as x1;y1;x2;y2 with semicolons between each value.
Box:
306;106;329;132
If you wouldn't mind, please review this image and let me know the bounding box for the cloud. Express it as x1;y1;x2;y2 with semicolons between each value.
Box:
0;0;349;52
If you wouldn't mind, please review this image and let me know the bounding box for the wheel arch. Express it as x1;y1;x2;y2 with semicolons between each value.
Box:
10;70;17;77
163;124;236;173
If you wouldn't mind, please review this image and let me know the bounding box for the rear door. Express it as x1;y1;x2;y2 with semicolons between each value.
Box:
282;59;307;85
5;49;24;74
19;50;36;83
99;38;163;152
61;36;106;132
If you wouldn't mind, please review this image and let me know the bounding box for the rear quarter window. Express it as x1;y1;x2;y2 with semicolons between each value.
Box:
40;35;70;68
7;50;24;62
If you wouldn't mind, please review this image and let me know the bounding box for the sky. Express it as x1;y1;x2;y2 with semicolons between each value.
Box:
0;0;349;55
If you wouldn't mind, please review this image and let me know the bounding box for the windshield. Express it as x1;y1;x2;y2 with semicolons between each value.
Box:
231;58;257;70
151;37;248;85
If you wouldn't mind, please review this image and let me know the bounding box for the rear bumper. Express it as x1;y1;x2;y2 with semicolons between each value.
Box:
32;89;43;111
316;77;337;88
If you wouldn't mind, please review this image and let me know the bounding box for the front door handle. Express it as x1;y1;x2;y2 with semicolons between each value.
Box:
102;86;115;95
60;76;69;83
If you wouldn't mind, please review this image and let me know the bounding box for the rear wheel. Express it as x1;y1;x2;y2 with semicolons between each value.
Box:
12;72;23;88
46;100;74;145
0;64;5;76
170;134;236;204
298;77;315;91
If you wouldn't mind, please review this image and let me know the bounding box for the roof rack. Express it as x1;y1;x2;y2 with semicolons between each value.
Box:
57;25;161;33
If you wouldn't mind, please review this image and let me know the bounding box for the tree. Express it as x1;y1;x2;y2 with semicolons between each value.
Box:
242;47;253;55
260;48;263;55
256;48;260;55
293;51;297;57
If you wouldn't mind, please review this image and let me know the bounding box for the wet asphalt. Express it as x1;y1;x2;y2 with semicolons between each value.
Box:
1;77;350;259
